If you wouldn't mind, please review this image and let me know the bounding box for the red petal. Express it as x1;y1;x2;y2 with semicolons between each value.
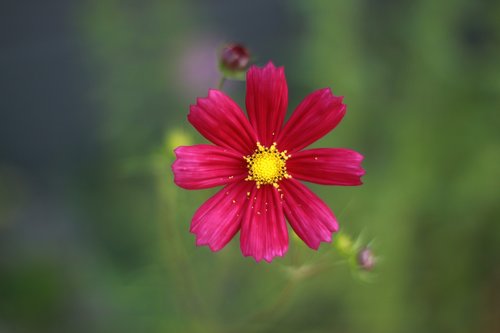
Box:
172;145;247;189
287;148;365;186
281;179;338;249
188;89;257;154
240;185;289;263
277;88;345;153
190;181;253;251
245;62;288;147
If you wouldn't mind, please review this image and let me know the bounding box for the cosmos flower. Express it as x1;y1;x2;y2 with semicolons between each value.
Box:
172;62;364;262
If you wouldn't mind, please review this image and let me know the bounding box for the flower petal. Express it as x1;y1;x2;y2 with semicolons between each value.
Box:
190;181;253;251
188;89;257;154
287;148;365;186
245;62;288;147
281;179;338;249
172;145;247;189
277;88;346;153
240;185;289;263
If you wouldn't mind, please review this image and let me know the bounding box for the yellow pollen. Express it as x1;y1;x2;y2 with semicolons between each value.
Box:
244;142;291;188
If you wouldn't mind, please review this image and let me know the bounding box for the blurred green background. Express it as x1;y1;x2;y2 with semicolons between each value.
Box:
1;0;499;332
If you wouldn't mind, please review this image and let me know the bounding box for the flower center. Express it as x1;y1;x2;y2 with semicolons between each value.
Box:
244;142;291;188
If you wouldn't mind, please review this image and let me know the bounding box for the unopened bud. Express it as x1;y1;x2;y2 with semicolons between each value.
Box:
357;247;376;271
335;233;354;256
166;129;192;154
220;43;250;72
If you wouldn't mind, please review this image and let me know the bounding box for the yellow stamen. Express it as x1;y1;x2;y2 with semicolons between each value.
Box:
244;142;291;188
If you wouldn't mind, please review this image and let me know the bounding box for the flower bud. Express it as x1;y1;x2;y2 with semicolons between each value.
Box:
357;247;376;271
166;128;192;154
220;43;250;72
335;233;354;256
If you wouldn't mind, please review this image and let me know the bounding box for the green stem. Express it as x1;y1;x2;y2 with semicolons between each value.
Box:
217;76;226;90
224;279;298;333
156;158;207;327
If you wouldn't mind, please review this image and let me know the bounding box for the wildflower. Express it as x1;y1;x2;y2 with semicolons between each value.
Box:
172;62;364;262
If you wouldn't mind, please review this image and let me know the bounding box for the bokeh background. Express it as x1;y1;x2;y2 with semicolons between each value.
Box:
1;0;500;332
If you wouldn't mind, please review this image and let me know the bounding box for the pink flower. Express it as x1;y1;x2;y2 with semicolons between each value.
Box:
172;62;365;262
